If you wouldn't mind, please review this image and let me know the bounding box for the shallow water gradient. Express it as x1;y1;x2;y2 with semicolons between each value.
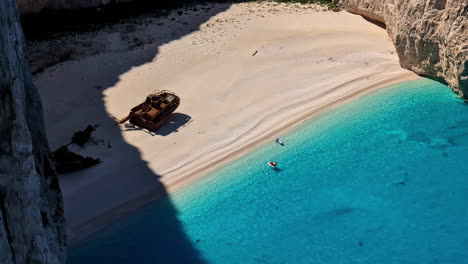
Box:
69;79;468;264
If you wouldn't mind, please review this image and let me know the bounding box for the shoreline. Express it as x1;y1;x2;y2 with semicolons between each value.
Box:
68;73;419;246
30;2;420;247
165;73;420;192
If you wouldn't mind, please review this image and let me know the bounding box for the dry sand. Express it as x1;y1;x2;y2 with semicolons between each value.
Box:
32;2;419;243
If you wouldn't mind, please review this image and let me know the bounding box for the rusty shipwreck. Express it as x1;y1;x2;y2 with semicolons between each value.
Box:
119;90;180;131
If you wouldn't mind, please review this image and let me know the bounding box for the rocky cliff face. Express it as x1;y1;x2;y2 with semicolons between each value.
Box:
333;0;467;98
17;0;132;15
0;0;67;263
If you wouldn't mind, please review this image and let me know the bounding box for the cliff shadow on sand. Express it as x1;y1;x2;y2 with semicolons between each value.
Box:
24;2;234;263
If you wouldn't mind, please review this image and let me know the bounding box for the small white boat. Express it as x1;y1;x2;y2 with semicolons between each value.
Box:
268;161;278;167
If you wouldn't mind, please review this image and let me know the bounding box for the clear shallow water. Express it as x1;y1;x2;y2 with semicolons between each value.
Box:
69;79;468;264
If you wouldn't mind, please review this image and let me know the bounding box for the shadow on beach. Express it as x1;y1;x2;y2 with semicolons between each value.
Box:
23;1;234;263
121;113;192;136
156;113;193;136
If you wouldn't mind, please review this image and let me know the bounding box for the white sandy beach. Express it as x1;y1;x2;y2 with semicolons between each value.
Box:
32;2;419;242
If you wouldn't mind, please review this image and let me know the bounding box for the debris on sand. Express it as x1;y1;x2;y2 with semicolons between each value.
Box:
53;124;104;174
53;146;102;174
72;124;99;146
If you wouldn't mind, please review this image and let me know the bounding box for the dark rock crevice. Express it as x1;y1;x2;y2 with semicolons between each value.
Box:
0;189;16;263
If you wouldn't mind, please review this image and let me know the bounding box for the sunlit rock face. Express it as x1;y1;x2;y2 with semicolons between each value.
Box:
333;0;467;98
0;0;67;263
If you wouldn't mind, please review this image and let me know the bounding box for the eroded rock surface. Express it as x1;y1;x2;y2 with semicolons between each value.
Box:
333;0;467;97
0;0;67;263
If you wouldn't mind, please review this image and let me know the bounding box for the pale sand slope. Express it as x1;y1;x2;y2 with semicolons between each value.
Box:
33;2;418;241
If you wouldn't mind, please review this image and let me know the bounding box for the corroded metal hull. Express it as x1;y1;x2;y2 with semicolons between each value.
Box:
121;90;180;131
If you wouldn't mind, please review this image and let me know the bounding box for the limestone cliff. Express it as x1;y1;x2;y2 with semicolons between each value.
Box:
333;0;467;98
0;0;67;263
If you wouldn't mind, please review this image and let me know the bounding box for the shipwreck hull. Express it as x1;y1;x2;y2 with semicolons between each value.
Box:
121;90;180;131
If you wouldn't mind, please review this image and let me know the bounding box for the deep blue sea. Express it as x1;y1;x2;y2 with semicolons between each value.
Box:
68;79;468;264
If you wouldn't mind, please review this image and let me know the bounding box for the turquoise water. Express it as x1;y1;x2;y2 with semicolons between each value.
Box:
69;79;468;264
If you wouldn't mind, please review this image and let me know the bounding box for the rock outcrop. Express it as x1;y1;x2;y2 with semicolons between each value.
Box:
17;0;132;15
0;0;67;263
333;0;467;98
